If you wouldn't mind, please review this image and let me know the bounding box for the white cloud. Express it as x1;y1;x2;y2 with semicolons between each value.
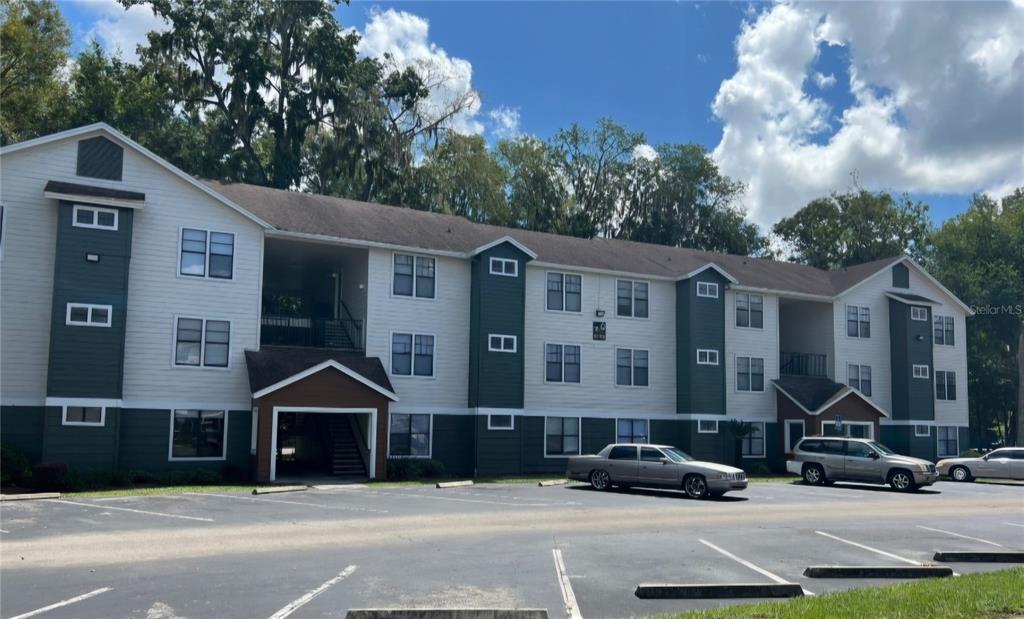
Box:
488;106;521;139
84;0;167;63
813;71;836;88
712;2;1024;227
632;144;659;161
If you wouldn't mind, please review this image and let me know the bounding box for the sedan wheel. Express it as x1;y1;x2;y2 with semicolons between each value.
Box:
889;469;916;492
803;464;825;485
950;466;972;482
683;474;708;499
590;469;611;491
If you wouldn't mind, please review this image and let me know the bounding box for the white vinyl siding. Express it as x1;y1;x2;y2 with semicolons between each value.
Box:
726;291;779;421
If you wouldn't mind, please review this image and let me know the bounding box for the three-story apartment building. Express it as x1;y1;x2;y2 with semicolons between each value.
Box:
0;124;973;482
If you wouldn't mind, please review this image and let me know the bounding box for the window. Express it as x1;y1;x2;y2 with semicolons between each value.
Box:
910;306;928;321
616;348;649;387
66;303;112;327
742;422;765;458
698;419;719;434
846;305;871;338
488;334;517;353
640;447;664;462
915;424;931;437
393;254;435;299
912;364;930;379
936;370;957;400
391;333;434;377
848;364;872;396
736;357;765;392
934;315;954;346
616;280;649;318
389;413;431;457
697;281;719;298
545;416;580;456
735;293;763;328
846;441;875;458
174;318;230;368
617;418;648;443
487;414;514;430
609;445;637;460
546;273;582;312
170;410;226;460
179;228;234;279
937;426;959;457
489;257;518;277
545;343;581;383
62;405;104;427
72;205;118;230
822;421;874;439
697;349;719;365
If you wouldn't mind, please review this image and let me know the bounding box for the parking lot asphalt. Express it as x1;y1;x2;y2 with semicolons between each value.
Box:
1;480;1022;619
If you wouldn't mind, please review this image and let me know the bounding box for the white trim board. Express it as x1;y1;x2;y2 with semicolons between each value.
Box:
270;407;378;481
472;235;538;259
252;359;398;401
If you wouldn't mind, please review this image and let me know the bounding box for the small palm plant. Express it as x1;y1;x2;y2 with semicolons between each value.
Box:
723;420;755;468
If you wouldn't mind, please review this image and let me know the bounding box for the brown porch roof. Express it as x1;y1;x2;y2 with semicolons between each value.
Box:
773;376;888;418
245;347;396;401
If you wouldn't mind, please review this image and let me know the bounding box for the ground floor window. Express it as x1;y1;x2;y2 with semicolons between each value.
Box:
62;405;104;427
170;410;226;460
742;422;765;458
617;418;648;443
487;414;514;430
822;421;873;439
937;426;959;457
698;419;719;434
389;413;431;457
545;416;580;456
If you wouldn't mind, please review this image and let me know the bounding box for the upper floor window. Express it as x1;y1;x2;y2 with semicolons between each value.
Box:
547;273;582;312
180;228;234;279
697;281;719;298
389;413;431;457
545;416;580;456
934;315;954;346
546;343;581;383
617;418;648;443
910;306;928;321
73;205;118;231
736;356;765;392
488;334;517;353
616;280;648;318
912;364;930;379
846;305;870;338
697;349;719;366
936;370;957;401
393;254;435;299
174;317;230;368
391;333;434;377
616;348;649;387
66;303;112;327
848;364;872;396
735;293;763;328
489;257;518;277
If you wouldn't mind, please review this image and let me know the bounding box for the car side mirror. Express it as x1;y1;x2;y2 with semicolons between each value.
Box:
660;457;671;465
982;455;989;460
869;452;879;459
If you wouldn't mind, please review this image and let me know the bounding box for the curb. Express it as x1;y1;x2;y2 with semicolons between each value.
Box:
252;485;307;495
634;583;804;599
0;492;61;501
803;566;954;578
346;610;548;619
436;480;474;489
933;551;1024;563
538;480;568;487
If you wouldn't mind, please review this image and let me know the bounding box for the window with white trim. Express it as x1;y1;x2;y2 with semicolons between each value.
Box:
697;349;719;365
935;370;957;400
391;333;434;376
487;414;514;430
846;305;871;338
72;205;118;230
698;419;719;434
742;422;765;457
697;281;719;298
617;418;648;443
912;364;930;379
66;303;112;327
616;348;649;387
393;254;435;298
822;421;873;439
170;410;226;459
180;228;234;279
914;424;931;437
616;279;649;318
62;405;104;427
546;272;582;312
389;413;431;456
910;306;928;321
174;318;230;367
934;315;954;345
545;416;580;456
937;426;959;457
736;356;764;392
545;343;581;383
848;364;872;396
489;257;518;277
735;293;763;328
488;334;517;353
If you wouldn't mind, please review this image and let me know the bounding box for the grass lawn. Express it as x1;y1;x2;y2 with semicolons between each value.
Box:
64;485;258;498
660;568;1024;619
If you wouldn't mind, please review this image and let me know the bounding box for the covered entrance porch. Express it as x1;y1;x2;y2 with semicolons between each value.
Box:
773;375;888;453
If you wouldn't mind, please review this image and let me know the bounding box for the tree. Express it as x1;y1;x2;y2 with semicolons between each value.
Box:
416;133;508;223
772;189;932;269
496;136;569;233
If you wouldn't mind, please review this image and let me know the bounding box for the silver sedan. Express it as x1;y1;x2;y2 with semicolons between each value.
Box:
937;447;1024;481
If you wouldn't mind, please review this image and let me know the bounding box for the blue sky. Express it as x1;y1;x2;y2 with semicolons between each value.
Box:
59;1;1024;227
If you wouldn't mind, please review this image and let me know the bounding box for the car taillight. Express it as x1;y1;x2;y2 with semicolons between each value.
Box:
786;451;796;460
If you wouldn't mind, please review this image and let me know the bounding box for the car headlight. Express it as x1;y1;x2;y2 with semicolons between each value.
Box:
915;464;930;472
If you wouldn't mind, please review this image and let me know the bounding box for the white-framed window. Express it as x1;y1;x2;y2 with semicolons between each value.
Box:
546;272;582;312
179;228;234;279
914;424;931;437
736;356;764;392
72;204;118;231
742;422;765;457
487;414;514;431
912;364;930;379
393;254;435;299
616;279;649;318
697;349;719;365
169;410;227;460
846;305;871;338
391;333;435;377
489;257;518;277
66;303;112;327
488;334;517;353
615;348;649;387
910;306;929;321
848;364;872;396
389;413;431;457
934;315;954;346
935;370;957;400
62;405;105;427
735;293;763;328
698;419;719;434
937;426;959;457
617;418;648;443
545;343;581;383
174;317;230;368
697;281;719;298
545;416;580;456
822;421;874;439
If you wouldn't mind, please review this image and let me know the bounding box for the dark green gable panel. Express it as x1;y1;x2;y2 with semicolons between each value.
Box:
892;263;909;288
47;203;132;398
475;415;522;476
431;415;474;476
77;137;124;181
582;418;614;454
41;406;119;470
650;419;683;448
118;409;251;472
888;300;935;420
880;425;937;461
958;427;970;455
676;271;728;415
685;420;732;463
0;406;45;462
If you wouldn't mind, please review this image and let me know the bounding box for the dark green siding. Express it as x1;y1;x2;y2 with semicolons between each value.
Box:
118;409;250;472
880;425;938;461
650;419;684;447
684;421;733;463
892;263;909;288
958;427;970;455
582;418;614;454
77;137;124;181
431;414;474;476
475;416;522;476
41;406;120;470
676;272;728;415
47;202;132;398
888;300;935;421
468;243;530;408
0;406;45;462
520;416;565;474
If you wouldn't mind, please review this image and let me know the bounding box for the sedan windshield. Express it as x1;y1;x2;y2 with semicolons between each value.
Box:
868;441;895;455
661;447;694;462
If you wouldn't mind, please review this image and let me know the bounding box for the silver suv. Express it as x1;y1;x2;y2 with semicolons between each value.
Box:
786;437;939;491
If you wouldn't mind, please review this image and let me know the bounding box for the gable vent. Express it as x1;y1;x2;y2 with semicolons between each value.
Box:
76;136;124;181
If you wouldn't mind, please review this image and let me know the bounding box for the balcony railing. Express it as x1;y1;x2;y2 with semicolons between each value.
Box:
780;351;828;377
261;315;363;350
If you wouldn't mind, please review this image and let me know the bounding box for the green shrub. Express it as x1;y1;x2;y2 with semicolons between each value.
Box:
387;457;446;480
222;464;247;482
750;462;773;476
0;444;31;486
32;461;68;491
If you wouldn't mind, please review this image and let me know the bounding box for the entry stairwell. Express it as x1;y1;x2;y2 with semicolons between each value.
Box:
328;416;368;478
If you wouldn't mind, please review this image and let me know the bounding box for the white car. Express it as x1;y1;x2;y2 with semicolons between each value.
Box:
937;447;1024;482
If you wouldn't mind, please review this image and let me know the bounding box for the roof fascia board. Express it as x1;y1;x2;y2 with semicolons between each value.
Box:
771;382;816;415
471;235;538;259
252;359;398;401
43;190;145;209
884;292;940;306
818;387;891;418
676;263;739;284
731;285;834;302
266;229;467;258
529;260;676;281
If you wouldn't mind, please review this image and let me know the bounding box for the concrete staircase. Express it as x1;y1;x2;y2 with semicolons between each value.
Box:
328;416;367;478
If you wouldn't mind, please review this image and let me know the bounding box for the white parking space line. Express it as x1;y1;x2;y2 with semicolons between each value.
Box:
58;500;214;523
9;587;112;619
1004;522;1024;528
814;531;921;565
699;539;813;596
552;548;582;619
916;525;1003;547
0;528;9;533
268;565;357;619
191;492;388;514
340;489;554;508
